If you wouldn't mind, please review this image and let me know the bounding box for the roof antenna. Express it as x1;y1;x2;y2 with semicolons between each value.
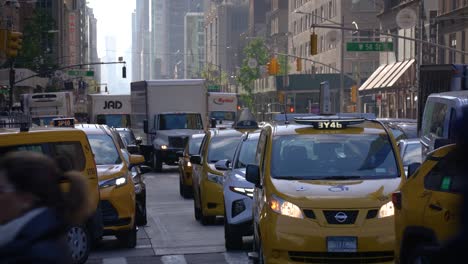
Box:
283;103;289;125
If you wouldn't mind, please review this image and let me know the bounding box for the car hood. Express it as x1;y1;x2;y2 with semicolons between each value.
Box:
270;178;401;208
96;164;126;181
157;129;204;137
225;168;254;189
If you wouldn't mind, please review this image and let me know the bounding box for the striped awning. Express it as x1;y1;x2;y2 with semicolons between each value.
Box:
359;59;415;92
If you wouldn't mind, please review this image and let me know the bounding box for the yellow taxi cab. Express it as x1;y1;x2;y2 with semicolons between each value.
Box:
190;128;243;225
394;144;461;263
245;115;404;264
178;133;205;198
76;123;139;248
0;120;102;264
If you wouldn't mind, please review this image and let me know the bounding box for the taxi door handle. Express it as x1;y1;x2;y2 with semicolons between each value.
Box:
429;204;443;211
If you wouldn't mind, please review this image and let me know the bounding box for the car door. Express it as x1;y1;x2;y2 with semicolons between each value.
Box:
253;130;268;232
422;149;462;242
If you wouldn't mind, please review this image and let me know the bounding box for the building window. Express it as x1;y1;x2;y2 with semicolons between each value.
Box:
449;33;457;63
452;0;458;10
328;1;332;18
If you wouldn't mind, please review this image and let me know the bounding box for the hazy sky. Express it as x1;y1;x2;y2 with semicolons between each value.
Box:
87;0;135;93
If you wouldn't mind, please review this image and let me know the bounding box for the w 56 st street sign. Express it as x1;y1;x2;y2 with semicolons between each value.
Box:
67;70;94;77
346;42;394;52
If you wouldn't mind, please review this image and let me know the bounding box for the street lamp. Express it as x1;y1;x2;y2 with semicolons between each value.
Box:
294;9;346;113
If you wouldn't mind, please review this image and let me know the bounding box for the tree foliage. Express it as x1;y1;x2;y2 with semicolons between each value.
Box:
237;38;269;109
201;64;228;90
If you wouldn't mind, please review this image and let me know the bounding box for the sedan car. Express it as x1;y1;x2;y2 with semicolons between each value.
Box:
217;131;260;250
378;118;418;140
398;139;422;176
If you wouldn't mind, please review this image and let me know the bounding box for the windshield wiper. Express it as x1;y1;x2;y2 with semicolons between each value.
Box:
321;176;361;180
274;176;303;180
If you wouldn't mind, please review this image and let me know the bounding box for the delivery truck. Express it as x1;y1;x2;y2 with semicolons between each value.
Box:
21;92;74;126
131;79;207;172
207;92;238;128
87;94;131;128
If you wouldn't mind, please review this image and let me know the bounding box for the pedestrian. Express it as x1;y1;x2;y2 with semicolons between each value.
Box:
0;151;91;264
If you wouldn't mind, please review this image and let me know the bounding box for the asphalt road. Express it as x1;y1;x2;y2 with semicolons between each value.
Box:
87;166;253;264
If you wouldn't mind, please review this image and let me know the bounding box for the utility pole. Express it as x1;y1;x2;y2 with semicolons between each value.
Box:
416;0;425;119
340;15;345;113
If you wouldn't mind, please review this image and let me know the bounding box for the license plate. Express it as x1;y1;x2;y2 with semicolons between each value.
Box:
327;237;357;252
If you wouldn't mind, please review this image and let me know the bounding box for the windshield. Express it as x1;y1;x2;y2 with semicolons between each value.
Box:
96;114;131;128
271;134;399;179
210;111;236;121
403;143;422;166
207;136;240;163
118;130;136;145
235;137;260;169
87;134;122;165
189;136;204;155
159;113;203;130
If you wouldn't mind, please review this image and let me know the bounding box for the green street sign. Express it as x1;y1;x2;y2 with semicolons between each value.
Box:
68;70;94;77
208;85;220;92
346;42;394;52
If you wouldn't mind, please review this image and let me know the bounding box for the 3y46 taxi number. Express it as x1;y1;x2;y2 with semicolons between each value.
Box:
317;121;342;129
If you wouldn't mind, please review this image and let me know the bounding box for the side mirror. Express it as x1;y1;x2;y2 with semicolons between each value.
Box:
143;120;149;134
190;155;202;165
214;159;230;171
129;154;145;166
126;144;139;154
434;138;451;150
210;118;217;128
136;137;142;145
176;150;184;158
407;162;421;178
139;165;152;174
246;164;261;187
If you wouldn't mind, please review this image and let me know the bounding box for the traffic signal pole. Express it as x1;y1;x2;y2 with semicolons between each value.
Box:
8;58;15;112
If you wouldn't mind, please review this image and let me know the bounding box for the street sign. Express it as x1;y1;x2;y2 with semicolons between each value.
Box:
208;85;220;92
346;42;393;52
67;70;94;77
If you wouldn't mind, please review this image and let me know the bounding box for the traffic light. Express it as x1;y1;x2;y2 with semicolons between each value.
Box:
289;106;295;113
267;57;279;75
0;29;6;55
296;58;302;72
6;31;23;58
350;85;358;103
310;33;318;55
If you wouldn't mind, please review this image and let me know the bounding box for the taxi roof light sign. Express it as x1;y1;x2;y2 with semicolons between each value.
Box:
234;108;259;130
53;117;75;127
294;116;365;129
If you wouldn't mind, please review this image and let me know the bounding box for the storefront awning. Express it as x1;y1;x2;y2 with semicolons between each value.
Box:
359;59;415;92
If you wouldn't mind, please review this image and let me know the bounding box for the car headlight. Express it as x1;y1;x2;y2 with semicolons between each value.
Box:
187;161;192;167
207;173;223;185
160;145;168;150
269;195;303;219
229;186;254;198
378;201;395;218
99;176;128;189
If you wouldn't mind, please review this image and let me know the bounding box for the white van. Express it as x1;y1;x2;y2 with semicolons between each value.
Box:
420;91;468;159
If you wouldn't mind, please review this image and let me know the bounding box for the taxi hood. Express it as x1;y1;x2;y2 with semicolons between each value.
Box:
96;164;126;181
270;177;400;208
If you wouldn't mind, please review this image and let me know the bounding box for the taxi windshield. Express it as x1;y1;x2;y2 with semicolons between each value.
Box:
207;136;240;163
271;133;399;179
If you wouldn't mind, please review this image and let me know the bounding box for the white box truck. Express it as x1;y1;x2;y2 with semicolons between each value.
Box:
21;92;74;126
87;94;131;128
207;92;238;128
131;79;207;171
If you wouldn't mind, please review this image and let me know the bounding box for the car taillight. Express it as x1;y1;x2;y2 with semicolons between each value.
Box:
392;192;402;210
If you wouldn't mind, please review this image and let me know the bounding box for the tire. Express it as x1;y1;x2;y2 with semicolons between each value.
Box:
201;214;216;225
117;224;137;249
180;180;192;199
402;243;437;264
67;225;91;264
194;197;201;221
224;213;243;250
136;198;147;226
152;152;162;172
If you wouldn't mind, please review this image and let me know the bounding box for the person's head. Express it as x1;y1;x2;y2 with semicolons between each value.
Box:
0;151;91;225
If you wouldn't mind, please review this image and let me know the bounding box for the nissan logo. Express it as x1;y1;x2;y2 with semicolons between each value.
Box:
335;212;348;223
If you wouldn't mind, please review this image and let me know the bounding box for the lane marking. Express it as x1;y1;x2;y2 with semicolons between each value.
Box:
103;257;127;264
224;252;250;264
135;244;153;249
161;255;188;264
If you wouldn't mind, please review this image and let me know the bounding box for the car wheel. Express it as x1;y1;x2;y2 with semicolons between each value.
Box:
152;152;162;172
136;200;147;226
403;243;437;264
116;224;137;248
67;225;90;264
224;213;243;250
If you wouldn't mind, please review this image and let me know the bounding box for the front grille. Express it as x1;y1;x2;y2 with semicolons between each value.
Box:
303;209;316;219
323;210;358;224
366;209;378;219
99;200;130;226
168;136;188;148
288;251;394;263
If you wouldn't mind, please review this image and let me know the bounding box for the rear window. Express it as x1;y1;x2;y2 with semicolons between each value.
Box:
271;133;399;179
402;143;422;166
207;136;240;163
0;142;86;171
87;134;122;165
423;101;448;138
